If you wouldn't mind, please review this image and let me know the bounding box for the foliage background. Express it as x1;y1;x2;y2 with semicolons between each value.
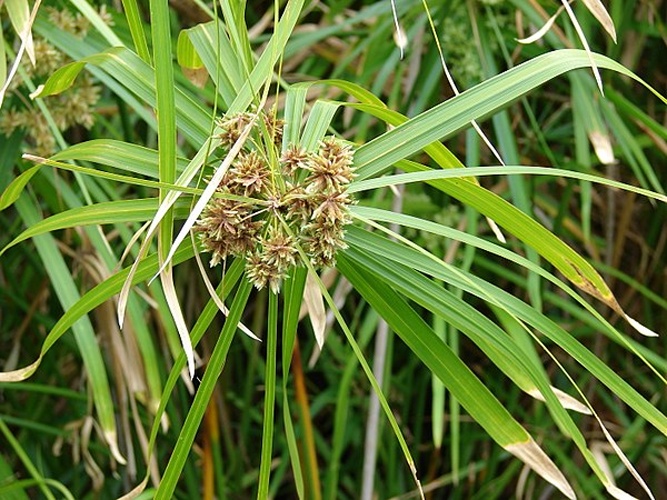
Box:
0;0;666;498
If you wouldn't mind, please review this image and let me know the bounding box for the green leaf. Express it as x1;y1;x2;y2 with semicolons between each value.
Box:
13;195;125;466
300;100;340;151
354;49;666;181
344;227;664;496
36;60;88;97
0;418;57;500
258;292;279;498
343;231;570;410
156;279;252;499
348;166;667;204
119;0;151;61
345;223;667;436
5;0;35;65
176;29;208;87
185;21;245;108
281;267;308;498
52;139;190;178
337;253;575;498
34;47;211;146
177;29;203;69
0;242;196;384
0;165;41;211
68;0;124;47
0;198;191;257
135;260;245;498
228;0;307;113
354;160;629;320
0;22;6;88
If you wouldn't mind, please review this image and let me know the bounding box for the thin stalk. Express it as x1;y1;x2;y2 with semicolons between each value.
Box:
360;318;391;500
291;338;322;500
0;417;59;500
361;180;404;500
257;291;279;498
202;400;218;500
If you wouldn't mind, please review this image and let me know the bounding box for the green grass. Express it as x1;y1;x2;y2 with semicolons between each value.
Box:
1;0;666;498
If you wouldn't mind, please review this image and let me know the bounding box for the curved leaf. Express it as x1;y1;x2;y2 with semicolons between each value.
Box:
354;49;665;180
34;47;211;146
52;140;190;178
348;166;667;204
0;243;196;383
0;198;192;256
0;165;41;211
337;253;575;499
356;159;649;332
345;226;667;436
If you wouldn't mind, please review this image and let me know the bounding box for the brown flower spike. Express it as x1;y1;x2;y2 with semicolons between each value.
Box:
196;110;355;292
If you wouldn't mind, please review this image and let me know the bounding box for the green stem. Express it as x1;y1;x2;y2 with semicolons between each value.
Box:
257;291;279;498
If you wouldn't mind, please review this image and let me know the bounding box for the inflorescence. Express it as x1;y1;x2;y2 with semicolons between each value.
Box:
0;7;108;156
195;111;355;293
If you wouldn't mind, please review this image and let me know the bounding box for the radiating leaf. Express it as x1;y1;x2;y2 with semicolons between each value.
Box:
13;195;125;466
338;254;575;498
227;0;307;114
356;160;657;335
353;50;665;181
34;46;211;146
0;244;197;383
344;221;667;435
0;198;191;257
52;139;190;178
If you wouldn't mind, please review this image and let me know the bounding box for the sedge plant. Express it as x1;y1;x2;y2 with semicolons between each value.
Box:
1;0;666;498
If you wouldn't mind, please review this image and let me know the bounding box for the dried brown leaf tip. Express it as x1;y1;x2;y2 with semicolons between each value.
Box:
196;111;355;292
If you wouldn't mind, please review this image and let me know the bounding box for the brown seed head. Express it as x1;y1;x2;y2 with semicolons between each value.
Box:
229;151;272;196
218;112;254;148
280;145;310;177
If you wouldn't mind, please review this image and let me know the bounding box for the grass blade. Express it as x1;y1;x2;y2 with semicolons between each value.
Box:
338;253;575;498
257;292;279;498
156;279;252;499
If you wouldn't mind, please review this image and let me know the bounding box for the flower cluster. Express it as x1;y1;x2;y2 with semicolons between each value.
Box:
195;111;355;293
0;7;109;156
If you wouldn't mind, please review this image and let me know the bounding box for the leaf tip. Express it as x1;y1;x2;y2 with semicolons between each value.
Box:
22;153;46;164
487;217;506;243
528;387;592;415
625;314;659;337
104;430;127;465
29;83;45;100
506;438;575;499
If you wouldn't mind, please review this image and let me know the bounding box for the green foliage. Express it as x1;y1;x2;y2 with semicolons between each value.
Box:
1;0;666;498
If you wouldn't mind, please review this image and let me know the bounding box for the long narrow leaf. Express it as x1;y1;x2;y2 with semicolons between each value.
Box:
13;195;125;465
337;253;575;498
156;279;252;499
353;50;665;180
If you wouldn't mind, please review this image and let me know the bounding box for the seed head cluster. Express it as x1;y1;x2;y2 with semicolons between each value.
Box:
0;8;109;156
196;111;355;293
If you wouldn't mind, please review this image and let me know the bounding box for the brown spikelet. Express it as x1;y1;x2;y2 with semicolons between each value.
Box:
196;110;356;292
